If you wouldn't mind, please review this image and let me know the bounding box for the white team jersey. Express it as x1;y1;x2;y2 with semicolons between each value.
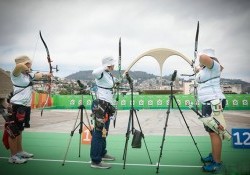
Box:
92;66;115;105
10;73;34;106
196;61;225;104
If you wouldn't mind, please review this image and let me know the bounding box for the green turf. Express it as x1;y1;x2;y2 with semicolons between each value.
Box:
0;132;250;175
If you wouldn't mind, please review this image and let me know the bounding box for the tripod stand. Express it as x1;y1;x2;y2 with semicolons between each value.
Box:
156;71;204;173
62;85;91;166
122;73;152;169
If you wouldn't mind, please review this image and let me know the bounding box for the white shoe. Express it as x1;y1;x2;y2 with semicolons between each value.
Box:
102;154;115;161
16;151;34;158
9;155;27;164
91;161;111;169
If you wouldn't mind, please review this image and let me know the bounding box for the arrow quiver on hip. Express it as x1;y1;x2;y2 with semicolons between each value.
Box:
200;99;231;140
91;99;116;131
0;106;20;138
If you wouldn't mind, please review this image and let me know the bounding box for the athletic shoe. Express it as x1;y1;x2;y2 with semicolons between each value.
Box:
201;153;213;163
16;151;34;158
202;161;222;172
102;154;115;161
8;155;27;164
91;161;111;169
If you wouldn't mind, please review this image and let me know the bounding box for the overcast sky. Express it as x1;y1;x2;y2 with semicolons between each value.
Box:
0;0;249;82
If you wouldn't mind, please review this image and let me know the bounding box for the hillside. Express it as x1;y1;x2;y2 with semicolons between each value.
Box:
65;70;157;81
65;70;250;93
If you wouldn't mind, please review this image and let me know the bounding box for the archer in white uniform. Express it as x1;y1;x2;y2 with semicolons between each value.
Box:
196;49;226;172
5;56;51;164
90;56;117;169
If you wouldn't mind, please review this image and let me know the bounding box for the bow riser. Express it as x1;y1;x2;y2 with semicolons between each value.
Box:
114;37;122;128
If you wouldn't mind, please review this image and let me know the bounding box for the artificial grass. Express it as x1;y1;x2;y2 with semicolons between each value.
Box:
0;132;250;175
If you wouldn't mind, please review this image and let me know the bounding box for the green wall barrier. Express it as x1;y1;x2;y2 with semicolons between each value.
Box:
52;94;250;110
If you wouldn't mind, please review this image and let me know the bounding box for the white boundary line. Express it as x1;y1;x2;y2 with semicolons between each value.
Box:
0;157;201;168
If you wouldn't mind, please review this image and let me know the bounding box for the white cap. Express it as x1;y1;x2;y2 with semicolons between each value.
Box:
15;55;32;64
200;48;215;58
102;56;115;66
200;48;224;70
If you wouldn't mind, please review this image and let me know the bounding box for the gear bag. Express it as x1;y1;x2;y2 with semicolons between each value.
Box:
131;129;143;148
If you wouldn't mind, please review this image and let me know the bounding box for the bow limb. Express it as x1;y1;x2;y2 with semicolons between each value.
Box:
39;31;52;116
113;37;122;128
116;37;122;100
192;21;200;111
118;38;122;78
194;21;199;63
39;31;53;74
